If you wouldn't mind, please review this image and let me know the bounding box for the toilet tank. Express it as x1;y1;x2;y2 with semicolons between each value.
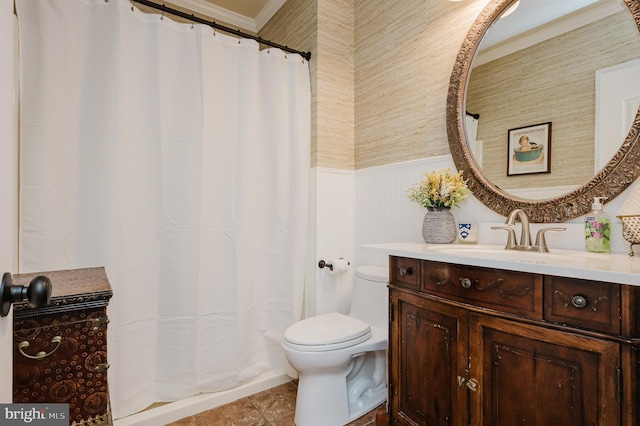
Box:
348;265;389;329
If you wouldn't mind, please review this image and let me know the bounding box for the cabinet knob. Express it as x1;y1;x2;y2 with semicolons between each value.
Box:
460;277;472;289
399;267;413;276
570;295;588;309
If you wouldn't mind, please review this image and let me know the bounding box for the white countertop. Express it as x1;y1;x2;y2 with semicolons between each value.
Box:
362;242;640;286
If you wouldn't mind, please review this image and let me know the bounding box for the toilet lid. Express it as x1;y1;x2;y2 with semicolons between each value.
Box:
284;312;371;350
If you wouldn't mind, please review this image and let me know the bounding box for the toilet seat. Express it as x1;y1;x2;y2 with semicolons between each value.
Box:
284;312;372;352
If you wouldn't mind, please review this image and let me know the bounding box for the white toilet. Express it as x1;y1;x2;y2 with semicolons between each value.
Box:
282;265;389;426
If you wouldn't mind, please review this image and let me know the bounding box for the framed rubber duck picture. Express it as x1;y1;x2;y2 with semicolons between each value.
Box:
507;121;552;176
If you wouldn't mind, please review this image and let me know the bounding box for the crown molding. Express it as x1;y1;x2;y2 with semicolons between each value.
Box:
170;0;257;32
169;0;285;33
255;0;287;31
475;0;623;66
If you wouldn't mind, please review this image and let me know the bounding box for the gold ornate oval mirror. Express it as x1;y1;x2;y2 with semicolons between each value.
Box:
447;0;640;222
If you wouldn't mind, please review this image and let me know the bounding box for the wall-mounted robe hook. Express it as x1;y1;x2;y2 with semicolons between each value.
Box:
0;272;52;317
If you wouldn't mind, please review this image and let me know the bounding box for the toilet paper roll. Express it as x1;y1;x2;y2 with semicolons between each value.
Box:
327;258;350;275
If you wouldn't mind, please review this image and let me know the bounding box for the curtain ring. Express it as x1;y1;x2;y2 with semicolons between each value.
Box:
190;14;194;29
130;0;135;12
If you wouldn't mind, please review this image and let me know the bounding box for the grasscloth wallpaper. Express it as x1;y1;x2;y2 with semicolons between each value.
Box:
261;0;488;170
164;1;640;178
354;0;478;170
261;0;355;169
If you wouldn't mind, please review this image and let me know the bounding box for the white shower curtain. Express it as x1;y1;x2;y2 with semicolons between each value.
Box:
16;0;310;418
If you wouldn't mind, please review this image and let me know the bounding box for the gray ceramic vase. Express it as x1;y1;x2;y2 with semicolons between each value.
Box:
422;207;456;244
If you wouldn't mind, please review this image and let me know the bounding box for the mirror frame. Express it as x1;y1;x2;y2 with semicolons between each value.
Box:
447;0;640;222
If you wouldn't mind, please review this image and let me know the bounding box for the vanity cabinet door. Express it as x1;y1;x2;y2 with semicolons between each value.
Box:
621;344;640;425
469;314;620;426
389;289;469;426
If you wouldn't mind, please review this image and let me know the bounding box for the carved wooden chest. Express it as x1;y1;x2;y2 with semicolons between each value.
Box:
12;267;113;426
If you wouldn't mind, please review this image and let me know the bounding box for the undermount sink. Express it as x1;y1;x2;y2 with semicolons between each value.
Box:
425;244;605;265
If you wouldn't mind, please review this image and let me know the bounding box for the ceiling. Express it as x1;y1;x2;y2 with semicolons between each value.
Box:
202;0;271;18
476;0;623;65
172;0;286;33
482;0;600;47
172;0;615;40
171;0;619;50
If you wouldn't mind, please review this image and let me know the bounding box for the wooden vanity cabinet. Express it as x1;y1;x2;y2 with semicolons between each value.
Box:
390;290;469;425
469;313;619;425
384;256;638;426
12;267;113;426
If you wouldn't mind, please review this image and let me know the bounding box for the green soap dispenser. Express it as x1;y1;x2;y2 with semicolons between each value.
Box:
585;197;611;253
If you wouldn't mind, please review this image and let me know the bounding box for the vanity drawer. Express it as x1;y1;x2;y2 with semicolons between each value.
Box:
390;257;420;291
420;261;542;319
544;276;620;334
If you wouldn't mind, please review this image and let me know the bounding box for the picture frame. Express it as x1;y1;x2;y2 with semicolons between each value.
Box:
507;122;551;176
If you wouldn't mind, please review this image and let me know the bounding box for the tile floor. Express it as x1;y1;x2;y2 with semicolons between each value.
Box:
166;381;381;426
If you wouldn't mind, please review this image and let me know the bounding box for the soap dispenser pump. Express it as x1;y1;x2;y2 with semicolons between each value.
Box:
585;197;611;253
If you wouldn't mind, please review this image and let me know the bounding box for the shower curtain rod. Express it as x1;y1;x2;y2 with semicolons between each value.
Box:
130;0;312;60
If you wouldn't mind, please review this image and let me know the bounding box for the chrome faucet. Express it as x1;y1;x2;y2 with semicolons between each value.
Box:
492;208;565;252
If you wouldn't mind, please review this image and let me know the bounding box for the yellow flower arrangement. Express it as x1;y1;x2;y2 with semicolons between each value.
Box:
406;168;470;209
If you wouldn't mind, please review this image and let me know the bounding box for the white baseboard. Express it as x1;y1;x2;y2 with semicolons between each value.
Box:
113;371;293;426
